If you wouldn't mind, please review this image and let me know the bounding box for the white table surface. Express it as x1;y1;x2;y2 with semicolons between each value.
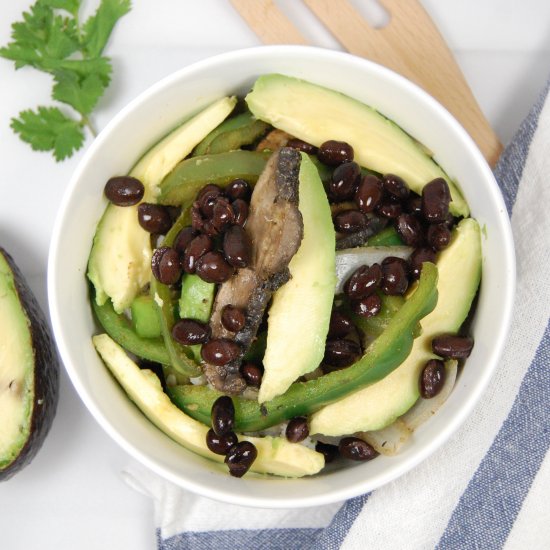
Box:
1;1;549;548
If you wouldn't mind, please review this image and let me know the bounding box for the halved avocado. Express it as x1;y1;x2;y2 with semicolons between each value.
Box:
0;248;59;480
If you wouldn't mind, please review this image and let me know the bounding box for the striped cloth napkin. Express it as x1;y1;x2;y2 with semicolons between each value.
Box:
124;78;550;550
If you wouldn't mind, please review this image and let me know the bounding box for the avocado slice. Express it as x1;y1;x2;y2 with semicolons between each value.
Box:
88;97;237;313
246;74;469;217
259;153;336;403
309;218;481;436
93;334;324;477
0;248;59;480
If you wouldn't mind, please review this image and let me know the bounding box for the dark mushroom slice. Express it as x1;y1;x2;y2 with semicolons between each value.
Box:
203;148;304;394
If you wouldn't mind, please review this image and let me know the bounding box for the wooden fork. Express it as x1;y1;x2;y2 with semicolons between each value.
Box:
230;0;502;167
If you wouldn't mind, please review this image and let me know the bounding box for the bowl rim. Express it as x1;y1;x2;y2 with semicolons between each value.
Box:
47;44;516;508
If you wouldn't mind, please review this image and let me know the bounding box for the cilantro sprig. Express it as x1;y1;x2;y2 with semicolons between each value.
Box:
0;0;130;161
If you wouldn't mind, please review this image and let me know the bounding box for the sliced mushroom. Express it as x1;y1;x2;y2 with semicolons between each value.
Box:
204;147;304;393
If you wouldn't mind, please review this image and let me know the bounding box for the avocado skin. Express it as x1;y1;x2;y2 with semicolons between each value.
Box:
0;248;59;481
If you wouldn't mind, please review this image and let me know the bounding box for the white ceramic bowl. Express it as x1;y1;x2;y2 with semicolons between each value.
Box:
48;46;515;508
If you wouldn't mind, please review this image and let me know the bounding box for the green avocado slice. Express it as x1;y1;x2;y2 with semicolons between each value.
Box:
246;74;469;217
0;248;59;480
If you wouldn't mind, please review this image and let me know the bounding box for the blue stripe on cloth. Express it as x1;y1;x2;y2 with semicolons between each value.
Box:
308;493;370;549
493;76;550;214
159;527;322;550
436;319;550;550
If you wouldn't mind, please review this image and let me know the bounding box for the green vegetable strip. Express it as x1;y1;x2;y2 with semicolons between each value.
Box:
366;226;404;246
91;295;170;365
151;210;201;377
168;262;439;431
158;150;270;205
193;111;270;156
178;274;215;363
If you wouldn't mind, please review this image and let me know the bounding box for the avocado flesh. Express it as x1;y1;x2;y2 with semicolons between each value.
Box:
93;334;324;477
246;74;468;217
259;153;336;403
87;97;237;313
0;249;59;479
309;218;481;436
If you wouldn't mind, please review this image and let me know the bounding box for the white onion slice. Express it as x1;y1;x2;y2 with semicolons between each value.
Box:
335;246;413;293
358;419;412;456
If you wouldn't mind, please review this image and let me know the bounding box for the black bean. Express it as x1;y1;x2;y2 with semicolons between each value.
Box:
225;179;251;201
352;293;382;318
287;138;317;155
154;247;181;285
151;246;169;281
383;173;410;200
334;209;367;233
421;178;450;223
206;428;238;455
286;417;309;443
381;257;409;295
223;225;252;268
344;263;382;300
212;197;235;233
339;437;379;461
172;319;211;345
395;213;424;247
137;203;172;234
211;395;235;436
183;234;213;274
329;161;361;201
419;359;446;398
201;220;221;237
225;441;258;478
318;140;354;166
432;335;474;359
196;184;223;218
409;247;436;280
195;251;235;283
240;362;263;388
376;199;402;219
426;223;451;251
315;441;339;463
324;339;361;369
328;310;354;339
221;305;246;332
173;226;196;254
355;174;383;213
104;176;144;206
201;338;242;366
232;199;249;227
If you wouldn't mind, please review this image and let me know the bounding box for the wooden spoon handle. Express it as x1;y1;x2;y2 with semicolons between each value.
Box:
229;0;308;45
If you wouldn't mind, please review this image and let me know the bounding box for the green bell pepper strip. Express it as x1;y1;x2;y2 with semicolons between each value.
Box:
158;150;271;206
168;262;438;432
150;210;201;377
193;111;270;156
178;273;216;363
366;226;404;246
91;294;170;365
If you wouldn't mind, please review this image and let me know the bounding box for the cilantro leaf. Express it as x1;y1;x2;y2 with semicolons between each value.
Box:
53;70;106;115
0;0;130;161
82;0;131;57
11;107;85;161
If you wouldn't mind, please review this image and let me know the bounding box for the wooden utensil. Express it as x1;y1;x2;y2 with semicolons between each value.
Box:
230;0;502;167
